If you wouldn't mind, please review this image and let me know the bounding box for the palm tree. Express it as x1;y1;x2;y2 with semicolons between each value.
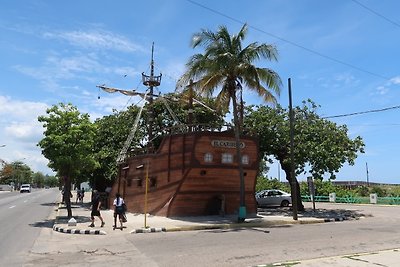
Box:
178;24;282;221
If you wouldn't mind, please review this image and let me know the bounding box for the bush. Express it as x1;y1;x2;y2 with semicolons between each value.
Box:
355;185;369;197
370;186;386;197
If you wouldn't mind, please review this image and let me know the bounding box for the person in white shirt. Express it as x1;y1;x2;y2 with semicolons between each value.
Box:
113;193;125;230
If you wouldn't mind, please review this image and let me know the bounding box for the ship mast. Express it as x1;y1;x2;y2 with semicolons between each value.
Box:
141;43;162;151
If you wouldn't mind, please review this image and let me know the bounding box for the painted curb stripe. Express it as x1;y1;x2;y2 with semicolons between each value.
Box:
131;227;166;234
53;225;106;235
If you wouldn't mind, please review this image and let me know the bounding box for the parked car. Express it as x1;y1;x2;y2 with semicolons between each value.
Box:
20;184;31;193
255;189;291;207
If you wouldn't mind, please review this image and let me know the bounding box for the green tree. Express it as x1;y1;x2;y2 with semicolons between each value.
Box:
244;100;365;210
0;161;31;189
38;103;98;217
44;175;59;188
93;105;144;190
178;24;282;220
32;171;46;188
148;92;226;148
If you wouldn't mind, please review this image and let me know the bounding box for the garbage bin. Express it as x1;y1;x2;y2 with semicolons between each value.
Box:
329;193;336;203
370;193;377;204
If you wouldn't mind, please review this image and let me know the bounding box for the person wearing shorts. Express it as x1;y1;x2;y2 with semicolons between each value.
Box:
89;190;105;227
113;193;125;230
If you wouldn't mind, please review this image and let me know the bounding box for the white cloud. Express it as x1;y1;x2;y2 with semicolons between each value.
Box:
43;29;145;53
0;95;53;174
376;86;389;95
389;76;400;85
13;53;107;92
0;96;48;121
334;73;359;86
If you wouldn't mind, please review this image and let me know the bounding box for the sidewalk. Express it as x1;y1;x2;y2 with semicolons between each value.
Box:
268;249;400;267
52;192;361;235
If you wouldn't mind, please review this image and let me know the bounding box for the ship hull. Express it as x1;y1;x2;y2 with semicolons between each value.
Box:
109;130;259;217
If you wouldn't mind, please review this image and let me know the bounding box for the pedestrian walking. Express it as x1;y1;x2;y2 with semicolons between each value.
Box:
89;190;105;227
113;193;125;230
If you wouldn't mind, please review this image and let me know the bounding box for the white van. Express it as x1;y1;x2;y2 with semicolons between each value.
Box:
20;184;31;193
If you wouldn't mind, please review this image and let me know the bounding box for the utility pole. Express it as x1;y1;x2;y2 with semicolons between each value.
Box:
288;78;298;220
366;162;369;186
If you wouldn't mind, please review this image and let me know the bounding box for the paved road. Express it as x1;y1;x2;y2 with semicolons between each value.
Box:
126;203;400;266
0;188;59;265
26;202;400;266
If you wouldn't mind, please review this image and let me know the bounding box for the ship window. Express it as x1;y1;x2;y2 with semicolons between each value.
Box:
150;177;157;188
221;153;233;164
242;155;249;164
137;178;142;187
204;152;213;162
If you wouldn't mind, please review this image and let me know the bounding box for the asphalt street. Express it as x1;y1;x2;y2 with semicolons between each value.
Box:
0;188;59;265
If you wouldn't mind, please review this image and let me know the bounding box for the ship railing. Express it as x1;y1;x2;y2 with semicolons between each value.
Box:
168;123;234;134
125;124;235;157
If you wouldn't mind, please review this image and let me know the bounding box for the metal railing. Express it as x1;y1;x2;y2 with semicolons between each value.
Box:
302;195;400;205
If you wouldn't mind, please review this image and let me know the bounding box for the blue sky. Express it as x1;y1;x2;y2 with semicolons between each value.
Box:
1;0;399;184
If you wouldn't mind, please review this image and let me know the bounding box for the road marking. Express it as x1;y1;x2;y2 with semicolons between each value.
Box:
24;200;27;203
9;205;16;209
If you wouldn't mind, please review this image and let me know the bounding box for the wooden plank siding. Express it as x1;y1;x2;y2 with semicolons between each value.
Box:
109;131;259;217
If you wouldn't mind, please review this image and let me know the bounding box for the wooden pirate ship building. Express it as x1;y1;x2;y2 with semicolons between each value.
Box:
100;44;260;217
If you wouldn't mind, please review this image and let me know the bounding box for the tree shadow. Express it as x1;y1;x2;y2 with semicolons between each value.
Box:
29;219;55;228
40;202;58;207
257;207;368;219
55;215;92;224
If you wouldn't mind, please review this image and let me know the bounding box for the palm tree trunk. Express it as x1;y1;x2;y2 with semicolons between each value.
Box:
231;93;246;221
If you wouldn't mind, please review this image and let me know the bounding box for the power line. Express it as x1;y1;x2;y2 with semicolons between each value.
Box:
186;0;391;81
323;104;400;119
351;0;400;29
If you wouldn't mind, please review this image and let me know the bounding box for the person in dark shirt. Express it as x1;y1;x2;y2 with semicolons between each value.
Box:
89;190;105;227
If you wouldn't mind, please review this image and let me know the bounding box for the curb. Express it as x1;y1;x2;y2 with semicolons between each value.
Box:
130;227;166;234
53;225;107;235
323;216;348;222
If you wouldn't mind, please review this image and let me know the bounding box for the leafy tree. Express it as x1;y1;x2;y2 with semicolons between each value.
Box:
38;103;98;217
148;92;226;148
244;100;365;210
0;161;32;189
92;105;144;190
44;175;59;188
32;171;46;188
178;24;282;220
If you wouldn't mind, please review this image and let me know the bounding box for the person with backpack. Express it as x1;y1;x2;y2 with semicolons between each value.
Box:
113;193;125;230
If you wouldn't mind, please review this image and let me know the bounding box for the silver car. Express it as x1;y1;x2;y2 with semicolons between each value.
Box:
256;189;292;207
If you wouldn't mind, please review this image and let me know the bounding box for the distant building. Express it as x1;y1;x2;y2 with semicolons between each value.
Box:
332;181;400;189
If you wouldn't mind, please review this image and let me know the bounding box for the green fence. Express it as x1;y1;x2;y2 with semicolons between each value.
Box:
378;197;400;205
302;195;400;205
